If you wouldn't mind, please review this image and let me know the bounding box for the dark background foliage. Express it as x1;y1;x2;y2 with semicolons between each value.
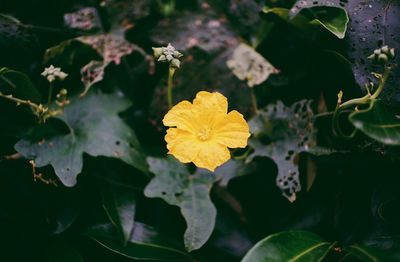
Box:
0;0;399;261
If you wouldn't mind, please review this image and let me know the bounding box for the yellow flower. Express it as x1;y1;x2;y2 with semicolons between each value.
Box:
163;91;250;171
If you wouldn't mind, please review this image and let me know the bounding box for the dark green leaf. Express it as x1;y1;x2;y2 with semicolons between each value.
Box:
265;5;349;39
0;68;42;102
144;157;217;252
242;231;331;262
86;223;190;261
15;91;148;187
349;99;400;145
247;100;317;202
45;238;83;262
99;181;136;244
308;7;349;39
347;239;400;262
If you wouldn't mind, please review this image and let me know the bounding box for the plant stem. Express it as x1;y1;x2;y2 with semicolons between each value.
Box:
0;92;37;108
167;66;176;109
250;88;258;113
332;66;391;139
371;66;391;99
48;83;54;105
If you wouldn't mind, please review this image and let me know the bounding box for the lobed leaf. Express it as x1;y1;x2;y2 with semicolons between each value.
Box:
15;91;148;187
247;100;317;202
144;157;217;252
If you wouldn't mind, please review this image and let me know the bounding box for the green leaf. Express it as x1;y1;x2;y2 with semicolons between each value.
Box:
144;157;217;252
0;68;42;102
247;100;317;202
308;7;349;39
99;181;136;245
263;6;349;39
347;239;400;262
349;100;400;146
44;238;83;262
15;91;148;187
86;223;191;261
242;231;331;262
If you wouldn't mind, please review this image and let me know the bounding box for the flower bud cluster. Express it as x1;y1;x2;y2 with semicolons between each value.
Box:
152;43;183;68
368;46;395;64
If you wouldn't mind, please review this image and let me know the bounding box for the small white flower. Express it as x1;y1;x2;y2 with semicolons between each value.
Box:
41;65;68;83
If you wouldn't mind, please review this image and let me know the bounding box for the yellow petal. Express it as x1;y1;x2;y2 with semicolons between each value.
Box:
165;128;200;163
162;101;200;133
193;142;230;171
193;91;228;114
213;110;250;148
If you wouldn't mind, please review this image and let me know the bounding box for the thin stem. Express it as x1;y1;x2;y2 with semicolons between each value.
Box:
332;106;358;139
250;88;258;113
23;24;66;34
332;65;391;139
314;110;353;118
0;92;38;109
48;82;53;105
371;66;391;99
167;66;176;109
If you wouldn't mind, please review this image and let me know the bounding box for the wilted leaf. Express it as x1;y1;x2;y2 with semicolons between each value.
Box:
144;157;217;252
247;100;317;202
64;7;102;32
86;223;190;261
80;60;106;92
227;43;279;87
242;231;331;262
99;181;136;244
15;92;148;187
349;99;400;145
102;0;151;31
77;33;146;95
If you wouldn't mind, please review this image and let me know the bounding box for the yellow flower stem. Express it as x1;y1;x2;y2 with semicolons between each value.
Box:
48;82;54;105
332;66;391;139
250;88;258;113
167;66;176;109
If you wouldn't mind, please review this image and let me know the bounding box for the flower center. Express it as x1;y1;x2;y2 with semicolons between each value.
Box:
197;128;211;141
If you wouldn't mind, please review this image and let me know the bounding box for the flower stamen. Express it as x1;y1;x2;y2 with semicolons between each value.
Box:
197;128;211;141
